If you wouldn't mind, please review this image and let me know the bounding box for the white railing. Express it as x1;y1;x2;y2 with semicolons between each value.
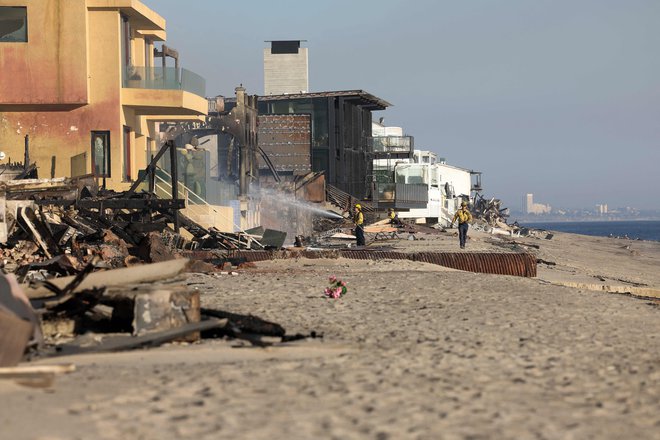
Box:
154;168;262;247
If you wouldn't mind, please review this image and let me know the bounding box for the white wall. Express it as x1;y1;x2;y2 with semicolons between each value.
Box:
393;162;472;225
264;48;309;95
413;150;437;164
436;163;471;198
372;121;403;137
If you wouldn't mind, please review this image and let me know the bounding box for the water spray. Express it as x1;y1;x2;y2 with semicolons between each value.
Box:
256;187;344;219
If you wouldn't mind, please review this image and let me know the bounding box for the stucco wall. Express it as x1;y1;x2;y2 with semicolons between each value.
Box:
0;0;88;105
0;0;202;191
0;6;122;182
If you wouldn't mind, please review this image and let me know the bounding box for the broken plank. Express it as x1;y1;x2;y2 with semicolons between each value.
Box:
18;207;60;259
0;363;76;388
25;258;192;299
0;363;76;377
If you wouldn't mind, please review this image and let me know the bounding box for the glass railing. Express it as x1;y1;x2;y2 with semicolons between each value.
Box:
374;182;428;207
367;136;414;153
375;183;396;201
122;66;206;97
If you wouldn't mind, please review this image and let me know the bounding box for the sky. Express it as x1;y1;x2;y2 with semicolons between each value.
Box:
143;0;660;211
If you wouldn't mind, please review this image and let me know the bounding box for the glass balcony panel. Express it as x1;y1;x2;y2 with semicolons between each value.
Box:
123;66;206;97
375;183;396;201
367;136;413;153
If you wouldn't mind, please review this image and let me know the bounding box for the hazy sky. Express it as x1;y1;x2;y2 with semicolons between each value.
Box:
143;0;660;211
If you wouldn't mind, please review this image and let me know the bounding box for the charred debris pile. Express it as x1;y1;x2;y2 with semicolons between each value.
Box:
0;162;314;379
0;175;280;279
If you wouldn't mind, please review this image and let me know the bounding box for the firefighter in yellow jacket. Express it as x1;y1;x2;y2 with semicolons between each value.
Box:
353;204;365;246
451;201;473;249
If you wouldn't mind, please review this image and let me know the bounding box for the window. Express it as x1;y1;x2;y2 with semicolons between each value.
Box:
120;14;131;69
146;137;154;165
0;7;27;42
91;131;111;177
145;38;151;69
123;126;132;181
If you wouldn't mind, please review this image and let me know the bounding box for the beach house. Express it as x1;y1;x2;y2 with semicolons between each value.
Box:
0;0;207;189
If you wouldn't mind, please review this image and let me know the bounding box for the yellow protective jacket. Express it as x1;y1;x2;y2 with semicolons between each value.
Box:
452;209;472;225
354;210;364;226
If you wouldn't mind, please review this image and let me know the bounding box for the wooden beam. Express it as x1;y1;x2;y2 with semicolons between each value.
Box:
25;259;192;299
57;318;227;355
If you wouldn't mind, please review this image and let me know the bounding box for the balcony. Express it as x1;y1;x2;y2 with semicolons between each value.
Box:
367;135;414;154
373;182;428;209
123;66;205;96
121;66;207;116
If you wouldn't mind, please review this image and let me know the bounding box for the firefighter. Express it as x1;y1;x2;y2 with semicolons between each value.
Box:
353;204;365;246
450;201;473;249
388;208;402;226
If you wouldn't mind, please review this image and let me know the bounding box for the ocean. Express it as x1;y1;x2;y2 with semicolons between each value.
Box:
522;220;660;242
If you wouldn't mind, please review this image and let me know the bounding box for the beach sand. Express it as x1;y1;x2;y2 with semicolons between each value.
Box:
1;229;659;439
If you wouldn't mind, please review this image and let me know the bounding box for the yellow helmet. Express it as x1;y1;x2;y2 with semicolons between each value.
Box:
461;201;468;207
355;204;362;209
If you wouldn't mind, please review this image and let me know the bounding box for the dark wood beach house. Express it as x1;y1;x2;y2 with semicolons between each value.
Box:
259;90;390;200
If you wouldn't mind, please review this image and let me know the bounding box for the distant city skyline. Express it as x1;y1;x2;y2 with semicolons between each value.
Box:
143;0;660;210
519;192;643;213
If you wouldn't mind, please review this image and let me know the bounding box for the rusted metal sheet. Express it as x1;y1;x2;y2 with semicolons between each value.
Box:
412;252;536;277
339;249;409;261
226;249;536;277
257;114;311;175
227;250;273;262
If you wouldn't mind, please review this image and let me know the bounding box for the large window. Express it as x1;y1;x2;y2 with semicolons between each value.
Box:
312;98;329;147
0;6;27;42
91;131;111;177
123;126;132;181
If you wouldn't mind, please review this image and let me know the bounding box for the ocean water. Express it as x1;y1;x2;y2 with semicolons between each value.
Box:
522;220;660;242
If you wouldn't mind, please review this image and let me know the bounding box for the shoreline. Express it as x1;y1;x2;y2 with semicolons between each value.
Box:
518;220;660;243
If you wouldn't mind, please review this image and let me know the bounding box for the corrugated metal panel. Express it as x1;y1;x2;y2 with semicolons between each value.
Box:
225;249;536;277
412;252;537;277
395;183;428;209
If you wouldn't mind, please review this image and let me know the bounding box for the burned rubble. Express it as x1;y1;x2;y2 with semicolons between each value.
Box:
0;140;534;386
0;149;315;379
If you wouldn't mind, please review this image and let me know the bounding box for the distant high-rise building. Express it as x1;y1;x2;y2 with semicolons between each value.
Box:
526;193;551;214
264;40;309;95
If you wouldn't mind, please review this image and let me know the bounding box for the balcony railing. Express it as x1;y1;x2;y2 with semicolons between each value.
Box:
122;66;206;97
367;135;414;154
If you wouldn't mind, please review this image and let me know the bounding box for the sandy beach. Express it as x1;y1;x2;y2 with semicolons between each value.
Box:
1;229;660;439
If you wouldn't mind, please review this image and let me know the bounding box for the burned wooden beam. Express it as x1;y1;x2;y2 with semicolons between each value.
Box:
34;198;185;210
25;258;192;299
18;207;60;259
56;318;227;356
